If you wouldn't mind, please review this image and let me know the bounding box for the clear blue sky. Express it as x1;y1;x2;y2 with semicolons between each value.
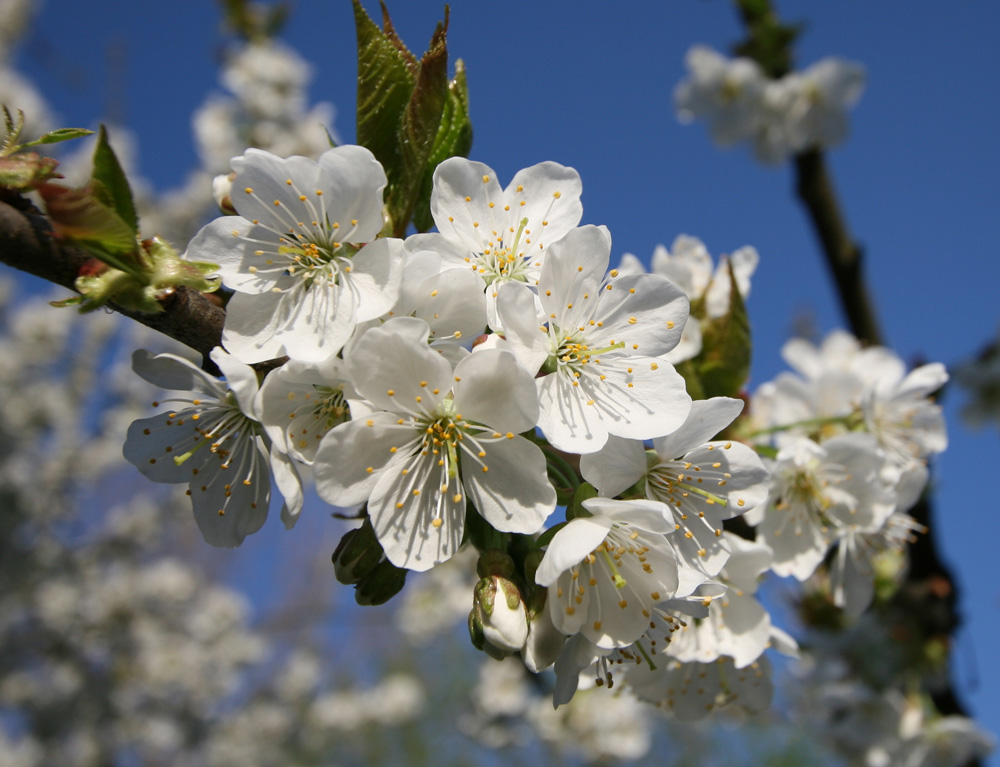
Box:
13;0;1000;753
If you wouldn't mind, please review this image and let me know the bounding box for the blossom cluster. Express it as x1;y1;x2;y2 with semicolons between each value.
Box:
122;144;786;716
121;143;958;727
675;45;865;163
747;330;947;616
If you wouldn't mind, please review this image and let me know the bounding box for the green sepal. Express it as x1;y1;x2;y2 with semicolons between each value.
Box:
17;127;94;150
50;234;219;315
463;500;510;552
90;125;139;235
568;482;598;520
1;105;21;152
694;260;752;399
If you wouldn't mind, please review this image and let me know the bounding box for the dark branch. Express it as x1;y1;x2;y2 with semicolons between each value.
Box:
793;148;884;346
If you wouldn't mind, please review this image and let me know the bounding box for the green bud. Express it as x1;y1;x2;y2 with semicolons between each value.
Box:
469;575;528;658
0;152;61;191
476;549;515;579
331;519;384;585
354;559;407;606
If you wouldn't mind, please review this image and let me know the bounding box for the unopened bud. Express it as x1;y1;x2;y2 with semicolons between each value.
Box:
469;575;528;659
355;559;407;606
212;172;237;215
476;549;515;579
331;519;383;585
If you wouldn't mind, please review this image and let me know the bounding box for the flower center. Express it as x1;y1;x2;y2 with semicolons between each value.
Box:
541;328;625;377
474;217;531;286
287;386;350;452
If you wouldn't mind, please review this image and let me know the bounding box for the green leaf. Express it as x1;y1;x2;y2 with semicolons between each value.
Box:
412;59;473;233
378;0;419;74
90;125;139;235
674;358;706;402
390;11;450;235
696;260;752;399
18;127;94;150
39;183;143;277
354;0;415;193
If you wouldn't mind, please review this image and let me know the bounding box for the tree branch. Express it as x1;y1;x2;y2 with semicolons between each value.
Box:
0;190;226;367
793;148;884;346
733;4;979;761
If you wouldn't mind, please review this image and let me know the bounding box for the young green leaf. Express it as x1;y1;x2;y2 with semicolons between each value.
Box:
39;183;143;277
90;125;139;235
390;11;450;235
18;127;94;150
354;0;415;190
412;59;473;233
696;259;752;399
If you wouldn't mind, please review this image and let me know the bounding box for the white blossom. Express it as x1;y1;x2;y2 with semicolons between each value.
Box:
314;318;555;570
187;145;404;362
497;225;691;453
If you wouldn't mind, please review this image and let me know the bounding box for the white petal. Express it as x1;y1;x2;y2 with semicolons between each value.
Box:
368;453;465;571
579;435;647;497
346;237;405;322
504;161;583;246
210;347;260;416
313;414;412;506
453;348;539;434
537;226;610;329
592;273;689;357
652;397;744;459
315;144;388;242
276;279;358;362
535;516;613;587
271;446;304;529
346;319;450;414
124;412;206;483
582;497;675;534
231;150;323;233
463;435;555;534
184;217;274;294
222;290;289;364
131;349;222;395
189;437;272;548
430;158;503;250
494;282;548;374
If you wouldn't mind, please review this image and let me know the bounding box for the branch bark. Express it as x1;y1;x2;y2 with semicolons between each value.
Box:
793;148;884;346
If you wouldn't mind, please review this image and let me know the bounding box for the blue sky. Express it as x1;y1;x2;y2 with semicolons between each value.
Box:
12;0;1000;754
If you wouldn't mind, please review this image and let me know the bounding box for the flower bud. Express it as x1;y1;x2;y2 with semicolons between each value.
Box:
476;549;515;580
469;575;528;659
212;172;237;214
354;559;407;606
331;519;383;585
